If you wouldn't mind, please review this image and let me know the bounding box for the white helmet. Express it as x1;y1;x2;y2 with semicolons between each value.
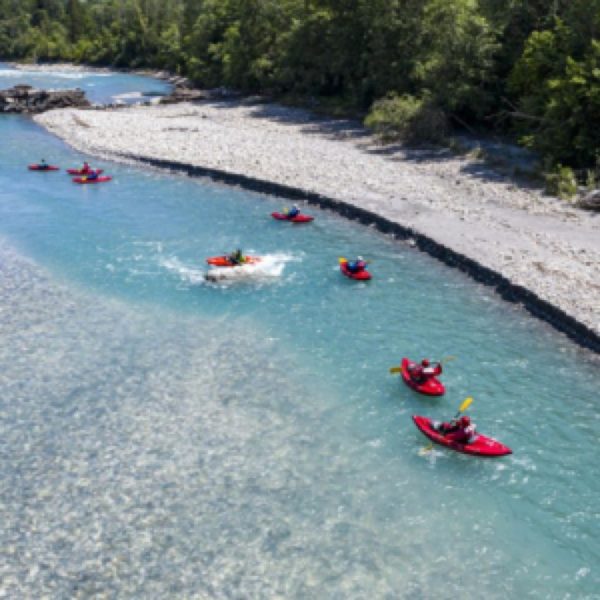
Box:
357;255;364;261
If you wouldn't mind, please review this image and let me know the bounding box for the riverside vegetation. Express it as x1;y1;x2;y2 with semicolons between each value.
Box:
1;1;599;194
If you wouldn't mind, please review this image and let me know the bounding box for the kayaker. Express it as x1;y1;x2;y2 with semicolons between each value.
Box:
408;358;442;383
228;248;245;265
435;415;476;443
86;170;99;181
286;204;300;218
408;358;441;383
347;256;367;273
39;158;49;170
82;161;91;174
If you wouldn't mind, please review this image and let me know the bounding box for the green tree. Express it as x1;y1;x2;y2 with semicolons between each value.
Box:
413;0;499;120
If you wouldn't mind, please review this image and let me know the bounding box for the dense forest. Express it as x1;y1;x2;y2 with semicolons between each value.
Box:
1;0;598;176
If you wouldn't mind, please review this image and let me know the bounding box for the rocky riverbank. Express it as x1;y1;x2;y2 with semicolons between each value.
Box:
35;100;600;347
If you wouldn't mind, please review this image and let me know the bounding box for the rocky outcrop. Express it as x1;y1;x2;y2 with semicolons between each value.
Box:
0;84;90;113
578;189;600;211
159;86;207;104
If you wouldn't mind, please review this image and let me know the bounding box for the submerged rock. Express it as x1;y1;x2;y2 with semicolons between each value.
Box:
0;84;90;113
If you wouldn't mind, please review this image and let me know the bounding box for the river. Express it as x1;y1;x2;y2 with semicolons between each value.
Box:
0;64;598;598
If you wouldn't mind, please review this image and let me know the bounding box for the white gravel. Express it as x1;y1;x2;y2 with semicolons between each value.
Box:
35;101;600;336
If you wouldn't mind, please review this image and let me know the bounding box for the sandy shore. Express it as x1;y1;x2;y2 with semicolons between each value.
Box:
35;101;599;341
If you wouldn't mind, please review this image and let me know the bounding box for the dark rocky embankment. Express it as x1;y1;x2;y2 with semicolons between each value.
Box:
0;84;90;113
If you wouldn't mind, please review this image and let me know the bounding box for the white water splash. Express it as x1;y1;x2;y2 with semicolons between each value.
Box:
160;252;295;286
204;253;294;285
0;69;108;80
159;256;206;285
113;91;144;100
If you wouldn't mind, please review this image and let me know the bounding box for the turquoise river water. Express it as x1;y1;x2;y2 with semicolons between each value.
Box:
0;65;598;598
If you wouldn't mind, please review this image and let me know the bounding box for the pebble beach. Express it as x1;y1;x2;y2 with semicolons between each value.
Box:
35;100;600;339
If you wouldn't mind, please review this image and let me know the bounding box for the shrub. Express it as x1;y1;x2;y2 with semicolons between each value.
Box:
545;164;578;199
364;93;448;144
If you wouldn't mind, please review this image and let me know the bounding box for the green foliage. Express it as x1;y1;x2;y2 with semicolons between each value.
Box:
545;164;578;199
510;21;600;168
364;93;448;143
586;169;597;190
414;0;499;119
0;0;598;171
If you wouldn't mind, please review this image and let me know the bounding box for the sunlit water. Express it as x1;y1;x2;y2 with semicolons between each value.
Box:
0;67;598;598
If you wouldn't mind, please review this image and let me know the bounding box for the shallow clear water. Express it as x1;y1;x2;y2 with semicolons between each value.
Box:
0;68;599;598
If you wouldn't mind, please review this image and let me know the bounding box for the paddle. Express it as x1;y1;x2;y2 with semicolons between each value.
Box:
420;396;473;454
453;396;473;418
389;355;456;374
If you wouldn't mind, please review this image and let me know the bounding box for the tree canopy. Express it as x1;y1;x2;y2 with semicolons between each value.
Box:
0;0;598;170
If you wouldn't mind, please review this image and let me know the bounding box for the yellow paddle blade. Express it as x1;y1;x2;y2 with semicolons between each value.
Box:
338;257;347;264
458;396;473;413
389;366;402;374
419;443;434;455
441;355;456;363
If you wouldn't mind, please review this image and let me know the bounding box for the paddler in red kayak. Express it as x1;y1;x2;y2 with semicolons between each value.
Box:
408;358;442;383
82;169;99;181
228;248;246;265
434;415;477;443
81;161;92;174
284;204;300;218
346;256;368;274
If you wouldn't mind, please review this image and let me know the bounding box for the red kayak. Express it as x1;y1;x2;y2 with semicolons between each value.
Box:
206;255;261;267
72;176;112;184
413;416;512;457
271;212;314;223
339;259;371;280
67;168;104;175
28;164;59;171
401;357;445;396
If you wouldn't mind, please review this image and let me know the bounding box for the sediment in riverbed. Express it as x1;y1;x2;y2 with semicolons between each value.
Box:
35;100;600;351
